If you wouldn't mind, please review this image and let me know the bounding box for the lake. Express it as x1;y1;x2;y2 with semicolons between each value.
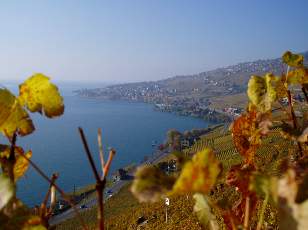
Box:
1;83;213;206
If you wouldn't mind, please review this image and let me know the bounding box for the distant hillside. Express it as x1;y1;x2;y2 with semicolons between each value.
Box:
76;51;308;112
78;51;308;100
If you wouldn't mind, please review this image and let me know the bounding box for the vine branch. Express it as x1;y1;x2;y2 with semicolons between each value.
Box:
97;128;105;177
78;127;115;230
15;151;89;230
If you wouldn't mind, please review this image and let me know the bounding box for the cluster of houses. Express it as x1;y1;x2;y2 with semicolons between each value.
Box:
223;107;242;117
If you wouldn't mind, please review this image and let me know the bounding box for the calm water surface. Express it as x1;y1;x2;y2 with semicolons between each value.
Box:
2;84;213;206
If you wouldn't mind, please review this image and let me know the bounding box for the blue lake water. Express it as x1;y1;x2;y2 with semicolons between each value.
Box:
1;83;213;206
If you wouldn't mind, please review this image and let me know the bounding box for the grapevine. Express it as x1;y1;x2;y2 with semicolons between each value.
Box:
131;51;308;229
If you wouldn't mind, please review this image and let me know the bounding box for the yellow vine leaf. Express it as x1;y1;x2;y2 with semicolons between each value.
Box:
193;193;219;230
282;51;304;67
0;88;34;139
14;150;32;182
275;78;288;99
22;215;47;230
231;109;261;164
172;148;221;194
287;68;308;85
18;74;64;118
0;145;32;181
131;165;175;202
247;73;277;113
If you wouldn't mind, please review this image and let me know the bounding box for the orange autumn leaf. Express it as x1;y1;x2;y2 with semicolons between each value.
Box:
231;109;261;164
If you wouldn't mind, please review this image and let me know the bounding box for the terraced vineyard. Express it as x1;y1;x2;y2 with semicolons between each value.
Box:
54;124;295;229
183;124;293;175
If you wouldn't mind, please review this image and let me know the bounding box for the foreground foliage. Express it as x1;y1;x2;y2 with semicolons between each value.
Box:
131;51;308;229
0;74;64;229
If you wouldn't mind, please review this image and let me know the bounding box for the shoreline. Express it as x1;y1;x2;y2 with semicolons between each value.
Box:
75;94;231;123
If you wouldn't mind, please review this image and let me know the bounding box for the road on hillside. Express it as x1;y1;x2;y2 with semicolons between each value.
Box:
49;149;170;226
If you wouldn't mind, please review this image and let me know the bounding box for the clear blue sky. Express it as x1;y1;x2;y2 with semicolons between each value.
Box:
0;0;307;83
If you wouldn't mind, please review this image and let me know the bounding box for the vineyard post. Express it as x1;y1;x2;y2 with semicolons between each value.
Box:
165;197;170;223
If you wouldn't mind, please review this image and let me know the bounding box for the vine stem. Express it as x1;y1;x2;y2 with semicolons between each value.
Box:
8;132;17;183
287;90;297;129
97;128;105;177
287;90;303;157
96;179;106;230
103;149;116;179
78;128;101;182
302;86;308;103
41;173;58;208
286;62;304;157
228;211;236;230
256;194;269;230
244;196;250;230
40;173;59;227
78;127;115;230
16;151;89;230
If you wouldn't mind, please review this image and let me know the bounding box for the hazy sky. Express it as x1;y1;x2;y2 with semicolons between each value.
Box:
0;0;308;83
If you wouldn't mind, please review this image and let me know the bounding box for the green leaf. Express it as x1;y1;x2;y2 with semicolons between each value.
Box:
282;51;304;67
172;148;221;194
18;73;64;118
131;165;175;202
0;174;14;210
193;193;219;230
0;88;34;139
247;74;277;113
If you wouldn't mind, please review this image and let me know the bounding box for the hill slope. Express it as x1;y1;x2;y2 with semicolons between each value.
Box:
76;51;308;106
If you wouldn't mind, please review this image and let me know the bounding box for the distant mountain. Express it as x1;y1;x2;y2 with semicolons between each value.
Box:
76;50;308;103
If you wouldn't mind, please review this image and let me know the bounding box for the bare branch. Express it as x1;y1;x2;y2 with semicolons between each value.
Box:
302;87;308;103
15;151;89;230
8;132;17;182
244;196;250;230
78;127;101;182
287;90;298;129
97;128;105;177
103;148;116;179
